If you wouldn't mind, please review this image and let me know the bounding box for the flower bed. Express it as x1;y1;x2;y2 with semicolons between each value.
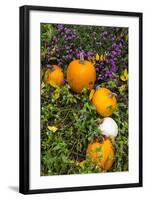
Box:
41;24;128;175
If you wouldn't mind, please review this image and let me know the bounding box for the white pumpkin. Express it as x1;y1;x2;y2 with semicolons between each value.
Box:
99;117;118;138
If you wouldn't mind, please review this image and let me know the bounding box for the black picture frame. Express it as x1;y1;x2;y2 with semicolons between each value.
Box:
19;5;143;194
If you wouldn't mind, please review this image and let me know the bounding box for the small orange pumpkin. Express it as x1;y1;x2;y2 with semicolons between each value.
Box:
92;87;117;117
86;138;115;171
44;65;64;87
67;53;96;93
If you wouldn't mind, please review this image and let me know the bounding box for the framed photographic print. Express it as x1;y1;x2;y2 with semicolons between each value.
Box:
19;5;143;194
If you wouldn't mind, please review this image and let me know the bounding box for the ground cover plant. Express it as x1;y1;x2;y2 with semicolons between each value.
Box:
41;23;128;176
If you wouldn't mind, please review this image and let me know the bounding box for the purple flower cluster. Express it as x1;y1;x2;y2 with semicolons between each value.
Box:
75;49;94;60
56;24;77;65
57;25;76;42
95;33;127;82
45;24;128;84
46;24;77;66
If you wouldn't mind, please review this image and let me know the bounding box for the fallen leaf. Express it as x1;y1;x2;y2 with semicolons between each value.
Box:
53;89;60;100
89;89;95;100
120;68;128;81
49;80;59;88
48;126;58;133
96;53;100;61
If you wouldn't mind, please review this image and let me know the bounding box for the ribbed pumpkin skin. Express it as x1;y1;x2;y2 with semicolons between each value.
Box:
86;138;115;171
44;65;64;86
67;60;96;93
92;88;117;117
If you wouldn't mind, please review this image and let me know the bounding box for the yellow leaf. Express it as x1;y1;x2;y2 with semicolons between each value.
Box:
93;60;96;65
120;75;126;81
103;55;106;61
43;69;50;83
89;89;95;100
100;54;104;61
96;53;100;61
96;54;106;61
49;80;59;88
41;82;45;89
89;56;95;65
50;57;57;60
53;89;60;100
124;68;128;77
48;126;58;133
99;54;106;61
79;160;86;168
120;68;128;81
52;47;55;51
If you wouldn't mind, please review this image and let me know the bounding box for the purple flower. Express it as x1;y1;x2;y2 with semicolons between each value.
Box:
105;59;110;64
56;48;61;53
76;50;87;58
119;42;123;48
66;54;72;60
76;52;80;58
57;58;61;63
61;79;66;84
117;50;122;56
111;51;117;56
111;64;117;72
110;59;115;65
105;70;113;78
65;29;70;34
97;76;104;81
112;43;117;48
57;24;64;31
101;31;108;37
87;51;93;59
66;46;70;50
112;36;116;41
96;67;100;72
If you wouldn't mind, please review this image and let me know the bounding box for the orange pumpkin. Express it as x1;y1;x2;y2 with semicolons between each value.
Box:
67;53;96;93
86;138;115;171
44;65;64;87
92;87;117;117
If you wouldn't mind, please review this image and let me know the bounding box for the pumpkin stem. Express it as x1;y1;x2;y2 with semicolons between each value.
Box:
109;92;117;98
80;52;84;64
96;136;104;144
96;85;101;90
